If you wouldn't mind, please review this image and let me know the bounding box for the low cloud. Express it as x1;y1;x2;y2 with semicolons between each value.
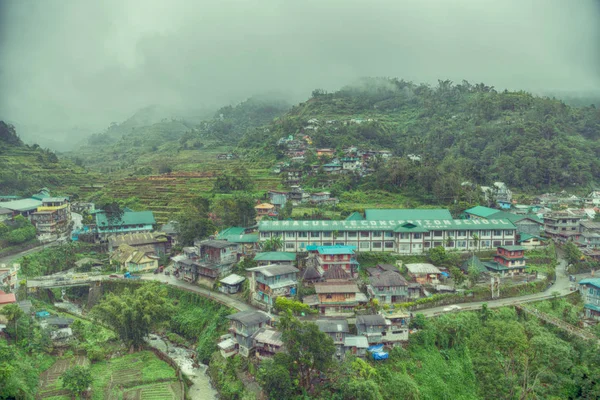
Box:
0;0;599;146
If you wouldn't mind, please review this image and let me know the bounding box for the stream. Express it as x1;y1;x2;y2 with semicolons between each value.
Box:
146;333;218;400
54;295;218;398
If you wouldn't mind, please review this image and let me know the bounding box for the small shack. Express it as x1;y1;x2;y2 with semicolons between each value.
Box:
219;274;246;294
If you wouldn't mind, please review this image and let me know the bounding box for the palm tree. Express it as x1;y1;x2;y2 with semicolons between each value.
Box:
261;236;283;252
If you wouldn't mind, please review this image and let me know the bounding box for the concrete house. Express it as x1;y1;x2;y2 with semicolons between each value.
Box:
314;245;358;278
579;278;600;320
247;264;299;307
356;314;408;346
193;240;238;280
484;245;528;275
544;211;583;242
222;311;273;358
95;210;155;236
0;264;19;292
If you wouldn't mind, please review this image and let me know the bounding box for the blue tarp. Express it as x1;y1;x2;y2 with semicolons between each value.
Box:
373;351;389;360
441;272;450;278
367;344;384;353
36;311;50;318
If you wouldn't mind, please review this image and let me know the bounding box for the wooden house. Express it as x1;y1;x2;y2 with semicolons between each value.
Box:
367;271;411;304
305;281;368;316
405;263;442;284
253;328;285;359
219;274;246;294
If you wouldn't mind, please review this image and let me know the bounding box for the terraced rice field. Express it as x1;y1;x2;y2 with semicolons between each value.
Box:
38;355;90;399
100;159;281;224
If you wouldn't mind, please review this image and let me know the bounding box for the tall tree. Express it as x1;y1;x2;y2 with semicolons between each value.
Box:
91;283;174;349
278;311;336;389
1;304;24;342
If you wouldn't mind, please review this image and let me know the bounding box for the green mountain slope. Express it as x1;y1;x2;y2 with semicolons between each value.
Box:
240;78;600;191
0;121;98;196
68;96;290;175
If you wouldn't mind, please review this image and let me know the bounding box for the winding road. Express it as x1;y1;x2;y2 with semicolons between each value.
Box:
13;243;580;318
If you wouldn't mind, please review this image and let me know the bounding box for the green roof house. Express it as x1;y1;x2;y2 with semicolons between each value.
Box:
365;209;452;221
95;210;156;235
460;255;487;274
254;252;296;266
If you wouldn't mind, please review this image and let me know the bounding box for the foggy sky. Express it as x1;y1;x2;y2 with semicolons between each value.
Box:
1;0;599;147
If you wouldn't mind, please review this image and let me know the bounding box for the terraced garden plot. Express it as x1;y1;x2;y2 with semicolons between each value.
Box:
99;161;281;224
38;355;90;399
90;351;179;400
121;382;183;400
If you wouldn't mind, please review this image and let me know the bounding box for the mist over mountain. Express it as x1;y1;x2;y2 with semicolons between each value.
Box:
1;0;599;150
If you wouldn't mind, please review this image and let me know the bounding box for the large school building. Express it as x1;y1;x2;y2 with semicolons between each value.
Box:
258;209;517;254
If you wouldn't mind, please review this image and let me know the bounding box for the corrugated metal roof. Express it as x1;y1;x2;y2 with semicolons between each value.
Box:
220;274;246;286
253;328;283;346
247;264;299;277
314;281;359;294
345;212;364;221
369;271;408;287
254;252;296;261
226;310;271;326
344;335;369;348
365;208;452;221
579;278;600;289
356;314;386;326
95;210;155;228
259;218;516;232
464;206;499;218
322;265;350;280
405;263;441;275
1;198;42;212
316;245;356;255
498;245;525;251
316;319;349;333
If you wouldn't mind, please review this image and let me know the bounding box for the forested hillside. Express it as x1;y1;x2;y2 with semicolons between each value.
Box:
0;121;95;195
68;96;290;175
240;78;600;192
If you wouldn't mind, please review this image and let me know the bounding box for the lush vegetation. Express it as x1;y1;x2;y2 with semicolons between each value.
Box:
242;78;600;196
256;306;600;400
0;121;97;196
0;215;37;245
17;242;105;277
91;282;175;349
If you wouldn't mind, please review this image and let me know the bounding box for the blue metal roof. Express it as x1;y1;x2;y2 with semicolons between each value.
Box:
579;278;600;289
316;245;356;255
